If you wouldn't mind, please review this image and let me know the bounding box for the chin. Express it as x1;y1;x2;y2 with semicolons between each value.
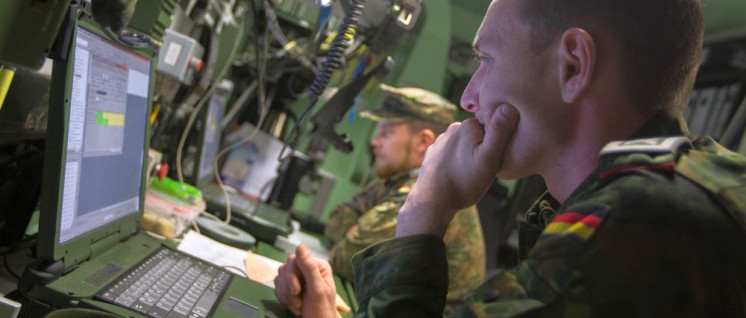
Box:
374;168;389;179
495;156;529;180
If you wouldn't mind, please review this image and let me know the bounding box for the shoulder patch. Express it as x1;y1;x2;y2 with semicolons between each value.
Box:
544;212;602;240
600;137;689;156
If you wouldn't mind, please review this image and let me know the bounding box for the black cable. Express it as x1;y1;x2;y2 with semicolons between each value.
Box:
278;0;366;158
3;253;20;280
310;12;332;59
278;96;318;161
0;235;36;281
249;0;265;110
286;71;309;99
308;0;365;97
290;97;318;139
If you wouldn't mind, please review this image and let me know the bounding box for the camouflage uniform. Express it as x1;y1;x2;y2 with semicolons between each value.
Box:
325;84;486;312
329;171;485;310
350;110;746;317
323;172;411;243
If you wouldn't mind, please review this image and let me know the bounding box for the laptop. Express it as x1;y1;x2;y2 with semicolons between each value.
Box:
23;14;286;318
190;100;292;244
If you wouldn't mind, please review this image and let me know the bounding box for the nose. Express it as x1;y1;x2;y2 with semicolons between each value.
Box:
460;77;479;113
370;135;380;148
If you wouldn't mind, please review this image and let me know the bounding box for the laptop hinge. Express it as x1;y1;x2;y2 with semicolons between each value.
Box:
89;232;122;260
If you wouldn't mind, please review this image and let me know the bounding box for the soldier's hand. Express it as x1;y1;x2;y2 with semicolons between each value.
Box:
274;245;341;318
275;252;303;315
397;103;519;237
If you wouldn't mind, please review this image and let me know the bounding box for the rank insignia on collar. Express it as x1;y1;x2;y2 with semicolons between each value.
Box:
600;136;689;155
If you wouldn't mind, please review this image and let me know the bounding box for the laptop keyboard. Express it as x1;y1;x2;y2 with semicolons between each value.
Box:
97;247;232;318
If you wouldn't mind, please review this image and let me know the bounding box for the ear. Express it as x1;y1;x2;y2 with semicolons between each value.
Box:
557;28;596;104
415;129;436;155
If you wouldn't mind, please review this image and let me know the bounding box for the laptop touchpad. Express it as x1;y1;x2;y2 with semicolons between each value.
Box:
224;297;259;318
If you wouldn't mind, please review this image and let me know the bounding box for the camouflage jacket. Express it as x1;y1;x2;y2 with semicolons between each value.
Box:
324;172;411;243
329;170;486;311
351;111;746;318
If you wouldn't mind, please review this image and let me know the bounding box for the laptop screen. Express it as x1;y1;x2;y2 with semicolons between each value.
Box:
56;26;150;244
37;18;153;266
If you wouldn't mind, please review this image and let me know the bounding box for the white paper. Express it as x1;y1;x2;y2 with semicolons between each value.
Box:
275;229;331;260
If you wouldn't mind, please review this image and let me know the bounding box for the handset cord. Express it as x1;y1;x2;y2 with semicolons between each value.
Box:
277;0;367;161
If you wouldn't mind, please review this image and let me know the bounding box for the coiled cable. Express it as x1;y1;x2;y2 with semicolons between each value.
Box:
279;0;366;160
308;0;365;97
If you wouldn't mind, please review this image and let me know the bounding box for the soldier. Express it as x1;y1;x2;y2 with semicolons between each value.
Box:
322;84;485;312
275;0;746;317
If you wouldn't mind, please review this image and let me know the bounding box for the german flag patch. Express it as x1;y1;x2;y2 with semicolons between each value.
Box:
544;212;602;240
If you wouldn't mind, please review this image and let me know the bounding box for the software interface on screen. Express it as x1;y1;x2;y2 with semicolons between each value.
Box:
58;26;150;243
197;93;226;181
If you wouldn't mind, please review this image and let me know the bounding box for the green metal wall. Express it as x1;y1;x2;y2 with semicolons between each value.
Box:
703;0;746;37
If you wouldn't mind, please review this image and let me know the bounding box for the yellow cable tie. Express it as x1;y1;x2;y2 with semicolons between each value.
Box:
283;41;297;52
150;103;161;124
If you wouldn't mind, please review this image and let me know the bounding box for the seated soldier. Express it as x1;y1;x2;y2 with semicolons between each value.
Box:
323;84;486;311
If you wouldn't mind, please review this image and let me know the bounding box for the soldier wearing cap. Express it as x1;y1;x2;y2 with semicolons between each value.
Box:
322;84;485;313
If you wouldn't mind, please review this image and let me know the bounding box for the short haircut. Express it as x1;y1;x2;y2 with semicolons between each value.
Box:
405;119;450;137
517;0;704;113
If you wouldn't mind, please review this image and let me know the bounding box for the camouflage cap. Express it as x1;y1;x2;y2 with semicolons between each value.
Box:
360;83;458;125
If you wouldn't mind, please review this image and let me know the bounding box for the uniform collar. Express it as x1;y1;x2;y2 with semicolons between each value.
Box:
384;169;418;187
559;109;691;209
627;109;691;140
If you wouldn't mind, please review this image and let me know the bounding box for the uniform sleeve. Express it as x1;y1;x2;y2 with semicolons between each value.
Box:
351;235;449;318
442;206;486;307
348;234;562;318
324;203;365;243
329;198;401;281
324;180;387;243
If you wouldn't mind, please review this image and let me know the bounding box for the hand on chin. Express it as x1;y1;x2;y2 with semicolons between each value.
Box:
397;104;519;237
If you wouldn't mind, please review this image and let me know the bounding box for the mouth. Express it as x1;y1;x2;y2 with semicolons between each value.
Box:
464;117;484;128
472;112;486;127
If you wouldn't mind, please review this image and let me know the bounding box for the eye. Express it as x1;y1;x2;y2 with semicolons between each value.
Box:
480;56;493;66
